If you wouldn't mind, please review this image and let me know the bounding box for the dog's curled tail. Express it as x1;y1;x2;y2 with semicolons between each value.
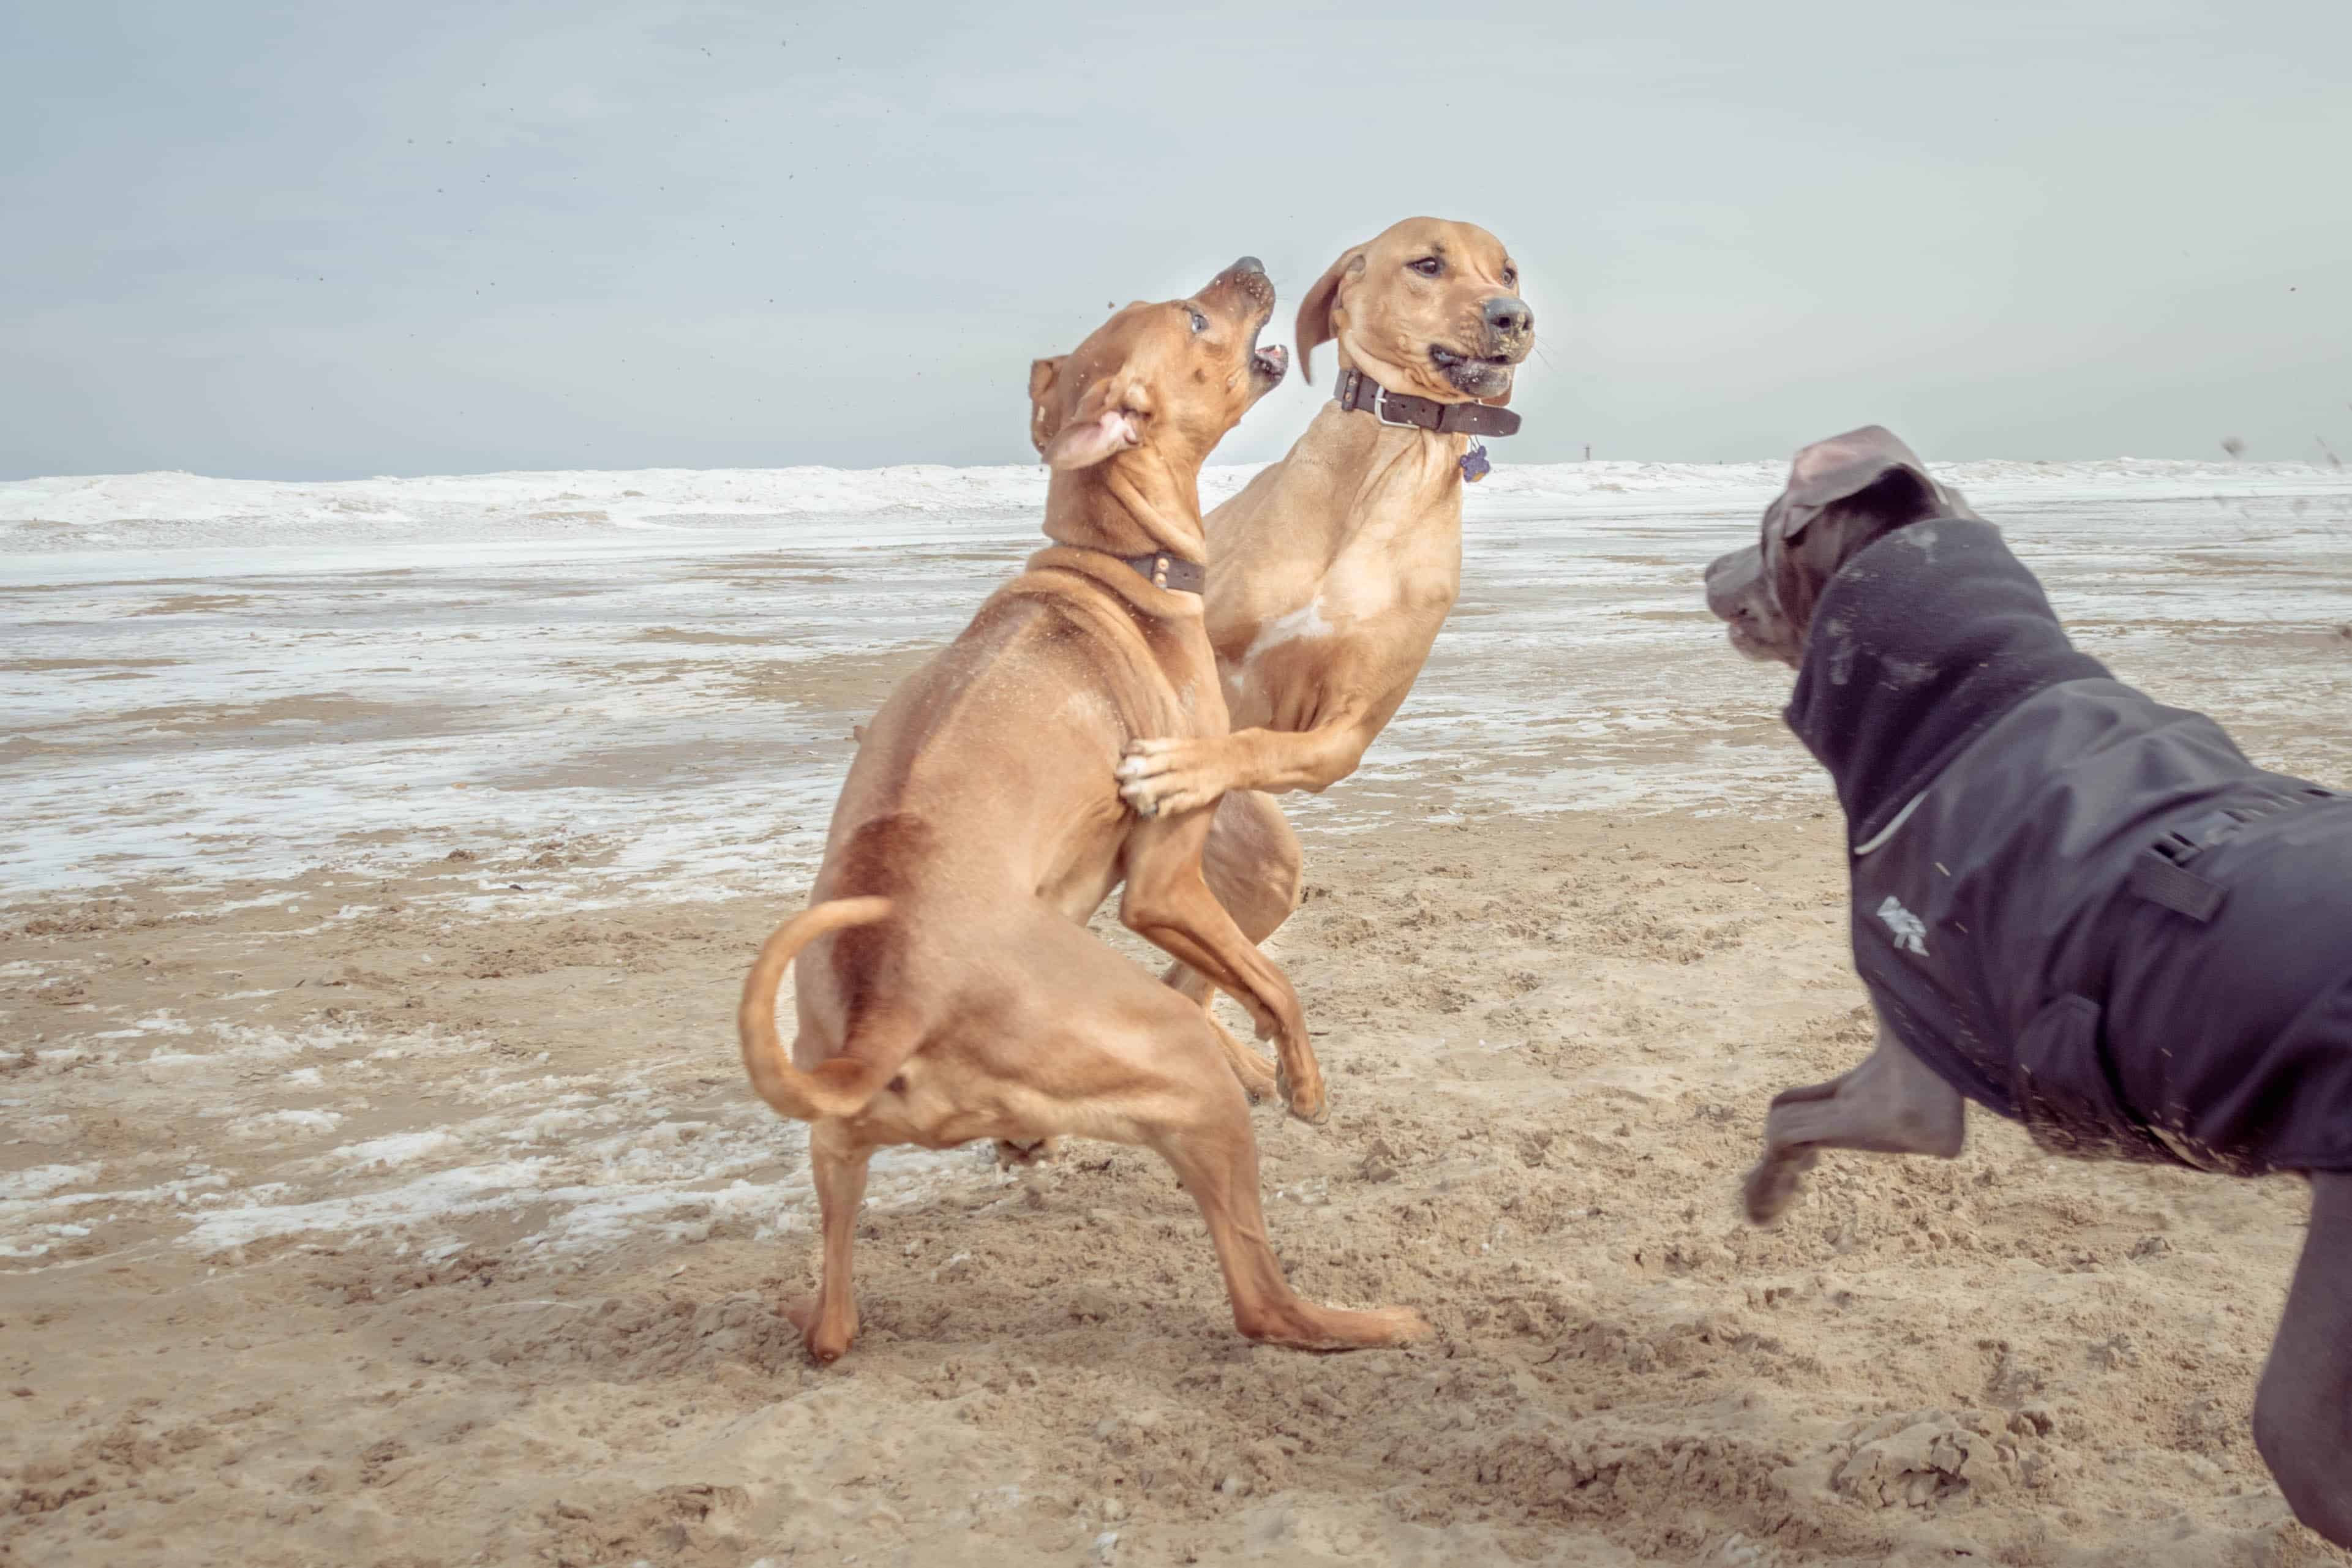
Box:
737;896;897;1121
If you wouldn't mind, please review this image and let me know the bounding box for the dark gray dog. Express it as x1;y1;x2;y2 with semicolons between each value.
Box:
1704;425;2352;1548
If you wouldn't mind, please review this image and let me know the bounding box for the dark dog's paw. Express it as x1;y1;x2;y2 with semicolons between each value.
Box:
1742;1150;1816;1226
1767;1078;1843;1110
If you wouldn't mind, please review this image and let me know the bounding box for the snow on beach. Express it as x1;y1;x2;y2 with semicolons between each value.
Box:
4;457;2349;899
2;454;2340;550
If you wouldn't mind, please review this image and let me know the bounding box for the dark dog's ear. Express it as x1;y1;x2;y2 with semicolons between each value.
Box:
1762;426;1978;640
1765;426;1973;546
1294;246;1366;385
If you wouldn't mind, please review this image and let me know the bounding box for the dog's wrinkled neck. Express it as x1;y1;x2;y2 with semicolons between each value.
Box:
1041;451;1208;568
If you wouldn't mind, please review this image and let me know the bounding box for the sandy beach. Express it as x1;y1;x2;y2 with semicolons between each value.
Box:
6;459;2351;1566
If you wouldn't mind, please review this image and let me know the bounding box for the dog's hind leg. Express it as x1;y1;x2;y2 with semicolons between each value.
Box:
1121;810;1325;1124
1149;1076;1427;1351
2253;1171;2352;1548
1163;790;1300;1102
784;1117;874;1364
1088;954;1421;1348
1005;913;1423;1350
1743;1011;1966;1225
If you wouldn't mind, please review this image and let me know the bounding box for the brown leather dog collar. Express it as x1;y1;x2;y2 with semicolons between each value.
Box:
1336;367;1522;438
1116;549;1204;595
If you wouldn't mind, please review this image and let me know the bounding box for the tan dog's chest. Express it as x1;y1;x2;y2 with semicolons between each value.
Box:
1204;439;1463;729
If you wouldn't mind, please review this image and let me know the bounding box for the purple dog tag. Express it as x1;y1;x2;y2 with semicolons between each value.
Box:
1460;441;1491;483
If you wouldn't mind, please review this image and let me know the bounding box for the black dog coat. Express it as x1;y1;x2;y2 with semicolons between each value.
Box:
1785;518;2352;1174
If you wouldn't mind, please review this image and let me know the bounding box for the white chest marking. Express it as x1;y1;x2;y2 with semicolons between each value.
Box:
1242;598;1334;665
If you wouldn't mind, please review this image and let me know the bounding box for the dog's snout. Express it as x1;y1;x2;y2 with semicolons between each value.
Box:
1482;296;1533;338
1705;547;1759;619
1208;257;1276;312
1705;542;1797;663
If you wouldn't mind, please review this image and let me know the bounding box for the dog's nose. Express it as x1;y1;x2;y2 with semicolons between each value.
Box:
1231;255;1265;276
1482;296;1533;337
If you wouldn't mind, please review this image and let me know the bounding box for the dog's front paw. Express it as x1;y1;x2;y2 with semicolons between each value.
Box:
1115;737;1229;818
784;1293;857;1364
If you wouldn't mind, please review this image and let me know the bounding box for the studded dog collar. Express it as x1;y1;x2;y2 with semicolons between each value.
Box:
1335;367;1522;438
1115;550;1204;595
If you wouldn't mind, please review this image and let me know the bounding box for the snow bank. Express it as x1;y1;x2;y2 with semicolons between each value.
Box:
6;456;2340;552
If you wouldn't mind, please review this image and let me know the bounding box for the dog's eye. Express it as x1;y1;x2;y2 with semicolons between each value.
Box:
1501;266;1518;287
1408;257;1441;278
1188;309;1208;334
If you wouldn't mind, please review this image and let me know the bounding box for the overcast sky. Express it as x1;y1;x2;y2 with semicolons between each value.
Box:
6;1;2346;479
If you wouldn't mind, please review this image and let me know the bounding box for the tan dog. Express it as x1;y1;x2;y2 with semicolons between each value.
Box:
738;258;1429;1364
1112;219;1533;1093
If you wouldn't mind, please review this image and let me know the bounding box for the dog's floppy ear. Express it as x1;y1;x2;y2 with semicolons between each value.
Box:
1028;357;1066;456
1760;425;1978;641
1042;407;1142;470
1295;246;1366;385
1037;370;1144;471
1764;425;1971;547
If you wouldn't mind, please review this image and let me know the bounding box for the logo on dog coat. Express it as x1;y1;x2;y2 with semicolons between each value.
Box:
1875;895;1929;956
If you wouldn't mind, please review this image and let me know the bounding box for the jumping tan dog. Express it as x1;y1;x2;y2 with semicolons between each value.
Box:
1113;219;1533;1094
738;257;1429;1364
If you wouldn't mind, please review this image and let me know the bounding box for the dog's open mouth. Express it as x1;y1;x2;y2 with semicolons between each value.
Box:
1250;342;1289;390
1429;345;1515;396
